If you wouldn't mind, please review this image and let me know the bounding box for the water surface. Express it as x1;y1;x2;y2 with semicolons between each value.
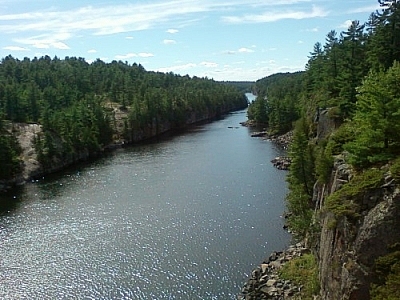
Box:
0;108;290;299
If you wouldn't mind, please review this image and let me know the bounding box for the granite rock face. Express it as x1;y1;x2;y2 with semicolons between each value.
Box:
314;157;400;300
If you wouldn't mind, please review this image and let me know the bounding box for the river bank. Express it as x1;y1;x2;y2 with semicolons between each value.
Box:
238;243;309;300
1;104;247;192
240;121;293;150
0;107;290;299
236;125;304;299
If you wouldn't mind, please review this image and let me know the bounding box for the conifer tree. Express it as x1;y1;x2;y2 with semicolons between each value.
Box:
345;61;400;167
286;117;315;237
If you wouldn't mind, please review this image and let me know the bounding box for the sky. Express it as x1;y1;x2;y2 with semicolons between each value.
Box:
0;0;382;82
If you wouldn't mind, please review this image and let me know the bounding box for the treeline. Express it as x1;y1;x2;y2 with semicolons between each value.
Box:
220;81;255;94
249;0;400;134
0;56;248;180
247;72;304;133
249;1;400;298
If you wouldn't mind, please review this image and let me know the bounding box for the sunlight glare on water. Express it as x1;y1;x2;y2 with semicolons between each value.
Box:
0;108;290;299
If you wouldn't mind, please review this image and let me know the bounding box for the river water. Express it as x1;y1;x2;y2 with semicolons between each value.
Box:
0;100;291;299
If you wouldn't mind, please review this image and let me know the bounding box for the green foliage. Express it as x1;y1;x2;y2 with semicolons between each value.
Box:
344;61;400;168
0;126;21;180
285;117;316;237
279;254;320;299
315;140;333;184
287;118;316;196
285;185;314;238
247;95;268;124
389;156;400;181
325;168;384;218
314;122;355;184
0;55;248;165
371;244;400;300
248;72;303;133
325;122;355;155
367;1;400;71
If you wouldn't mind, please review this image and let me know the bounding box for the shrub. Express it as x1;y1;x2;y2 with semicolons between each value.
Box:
325;168;384;218
279;253;320;299
389;157;400;181
371;245;400;300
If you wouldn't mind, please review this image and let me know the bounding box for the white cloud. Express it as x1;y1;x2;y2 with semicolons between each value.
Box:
52;41;70;49
115;53;137;60
163;39;176;44
0;2;209;37
14;32;72;49
0;1;318;41
221;5;328;24
3;45;29;51
88;49;97;53
156;63;197;73
339;19;353;29
347;4;381;14
200;61;218;68
224;47;255;55
238;47;254;53
0;0;324;55
138;52;154;57
33;43;49;49
115;52;153;60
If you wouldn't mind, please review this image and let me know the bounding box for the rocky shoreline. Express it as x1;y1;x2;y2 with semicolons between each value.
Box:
238;243;309;300
239;121;301;299
270;156;291;170
240;122;293;170
240;121;293;150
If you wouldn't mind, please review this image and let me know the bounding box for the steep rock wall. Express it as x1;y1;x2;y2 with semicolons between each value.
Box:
313;157;400;300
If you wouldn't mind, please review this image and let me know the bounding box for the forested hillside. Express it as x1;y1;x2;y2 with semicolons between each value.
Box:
0;56;247;182
248;1;400;299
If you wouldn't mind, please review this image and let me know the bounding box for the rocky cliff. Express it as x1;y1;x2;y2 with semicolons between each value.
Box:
312;116;400;299
313;160;400;299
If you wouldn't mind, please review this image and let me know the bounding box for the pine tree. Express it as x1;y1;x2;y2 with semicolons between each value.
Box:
286;117;316;236
345;61;400;167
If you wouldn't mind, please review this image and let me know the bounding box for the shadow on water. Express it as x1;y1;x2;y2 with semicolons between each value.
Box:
0;110;245;216
0;185;26;215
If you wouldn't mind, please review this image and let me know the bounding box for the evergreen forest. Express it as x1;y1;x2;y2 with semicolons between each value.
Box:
248;1;400;298
1;0;400;297
0;56;248;180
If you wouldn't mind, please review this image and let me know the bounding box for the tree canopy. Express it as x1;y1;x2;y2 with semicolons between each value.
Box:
0;56;248;180
251;1;400;248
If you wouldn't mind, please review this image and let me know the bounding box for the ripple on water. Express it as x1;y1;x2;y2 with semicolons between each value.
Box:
0;111;290;299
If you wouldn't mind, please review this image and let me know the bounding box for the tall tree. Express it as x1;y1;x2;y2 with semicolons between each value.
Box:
286;117;316;237
337;20;368;117
323;30;340;99
368;0;400;70
345;61;400;167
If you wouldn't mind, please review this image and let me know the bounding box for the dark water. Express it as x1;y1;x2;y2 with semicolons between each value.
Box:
0;105;290;299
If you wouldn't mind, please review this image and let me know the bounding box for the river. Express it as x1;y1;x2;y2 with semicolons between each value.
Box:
0;98;291;299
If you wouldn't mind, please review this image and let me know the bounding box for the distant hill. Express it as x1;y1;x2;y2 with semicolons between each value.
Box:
219;81;255;93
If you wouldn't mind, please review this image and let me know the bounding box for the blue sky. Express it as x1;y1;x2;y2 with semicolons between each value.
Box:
0;0;381;81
